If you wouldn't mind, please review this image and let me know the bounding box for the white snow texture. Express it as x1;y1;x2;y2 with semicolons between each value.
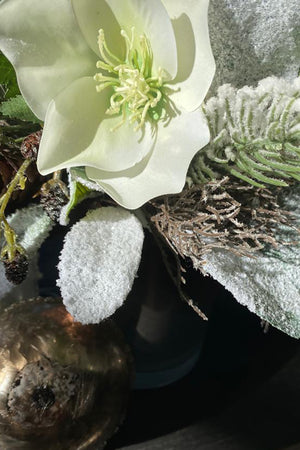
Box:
208;0;300;94
205;186;300;338
57;207;144;324
0;205;53;302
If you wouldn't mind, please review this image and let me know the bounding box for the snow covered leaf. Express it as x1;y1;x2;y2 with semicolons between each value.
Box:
0;205;53;302
57;206;144;323
205;186;300;338
209;0;300;92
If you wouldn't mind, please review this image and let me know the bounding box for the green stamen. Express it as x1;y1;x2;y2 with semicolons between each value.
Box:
94;27;166;131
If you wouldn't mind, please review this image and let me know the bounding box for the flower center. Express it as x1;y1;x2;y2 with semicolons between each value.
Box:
94;27;166;131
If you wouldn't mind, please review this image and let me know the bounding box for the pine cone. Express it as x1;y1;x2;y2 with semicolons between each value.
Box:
20;130;42;161
40;179;69;222
2;250;29;285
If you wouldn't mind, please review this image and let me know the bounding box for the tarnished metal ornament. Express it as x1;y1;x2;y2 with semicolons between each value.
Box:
0;297;133;449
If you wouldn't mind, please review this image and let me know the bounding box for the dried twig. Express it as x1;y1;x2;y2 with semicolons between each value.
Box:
150;177;296;273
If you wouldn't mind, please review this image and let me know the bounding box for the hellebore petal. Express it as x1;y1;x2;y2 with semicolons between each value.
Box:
0;0;96;120
72;0;177;79
86;109;210;209
37;77;154;174
1;0;215;208
162;0;215;111
71;0;124;58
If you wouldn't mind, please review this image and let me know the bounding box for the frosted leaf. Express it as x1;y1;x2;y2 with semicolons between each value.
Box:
190;76;300;188
57;207;144;324
67;167;104;193
0;205;53;302
208;0;300;93
205;186;300;338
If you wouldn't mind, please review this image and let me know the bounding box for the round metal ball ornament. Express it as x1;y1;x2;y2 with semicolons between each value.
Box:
0;297;133;449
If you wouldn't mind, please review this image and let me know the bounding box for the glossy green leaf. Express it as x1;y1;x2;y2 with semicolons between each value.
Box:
0;52;20;99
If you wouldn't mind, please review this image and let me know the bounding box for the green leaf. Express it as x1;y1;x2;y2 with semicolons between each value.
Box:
0;52;20;99
60;174;91;225
66;181;91;217
59;167;105;225
0;95;40;124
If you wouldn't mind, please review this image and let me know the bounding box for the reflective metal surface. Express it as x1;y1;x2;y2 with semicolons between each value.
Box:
0;297;132;449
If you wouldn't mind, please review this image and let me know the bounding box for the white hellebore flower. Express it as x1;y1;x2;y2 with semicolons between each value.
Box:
0;0;215;209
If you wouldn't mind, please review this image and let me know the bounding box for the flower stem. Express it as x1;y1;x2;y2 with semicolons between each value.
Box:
1;216;20;261
0;158;32;261
0;157;32;215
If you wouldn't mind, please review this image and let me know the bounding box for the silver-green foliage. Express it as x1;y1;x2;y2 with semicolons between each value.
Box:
204;184;300;338
189;77;300;187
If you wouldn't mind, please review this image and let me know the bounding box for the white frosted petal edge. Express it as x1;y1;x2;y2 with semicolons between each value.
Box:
57;206;144;324
69;168;105;192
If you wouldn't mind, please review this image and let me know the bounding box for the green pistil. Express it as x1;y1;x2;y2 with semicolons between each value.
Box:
94;27;165;131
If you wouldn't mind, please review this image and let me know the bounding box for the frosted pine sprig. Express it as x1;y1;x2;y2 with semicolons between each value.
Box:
189;77;300;187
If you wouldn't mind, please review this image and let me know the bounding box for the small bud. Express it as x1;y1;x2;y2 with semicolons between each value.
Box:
40;179;69;222
3;250;29;285
20;131;42;161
